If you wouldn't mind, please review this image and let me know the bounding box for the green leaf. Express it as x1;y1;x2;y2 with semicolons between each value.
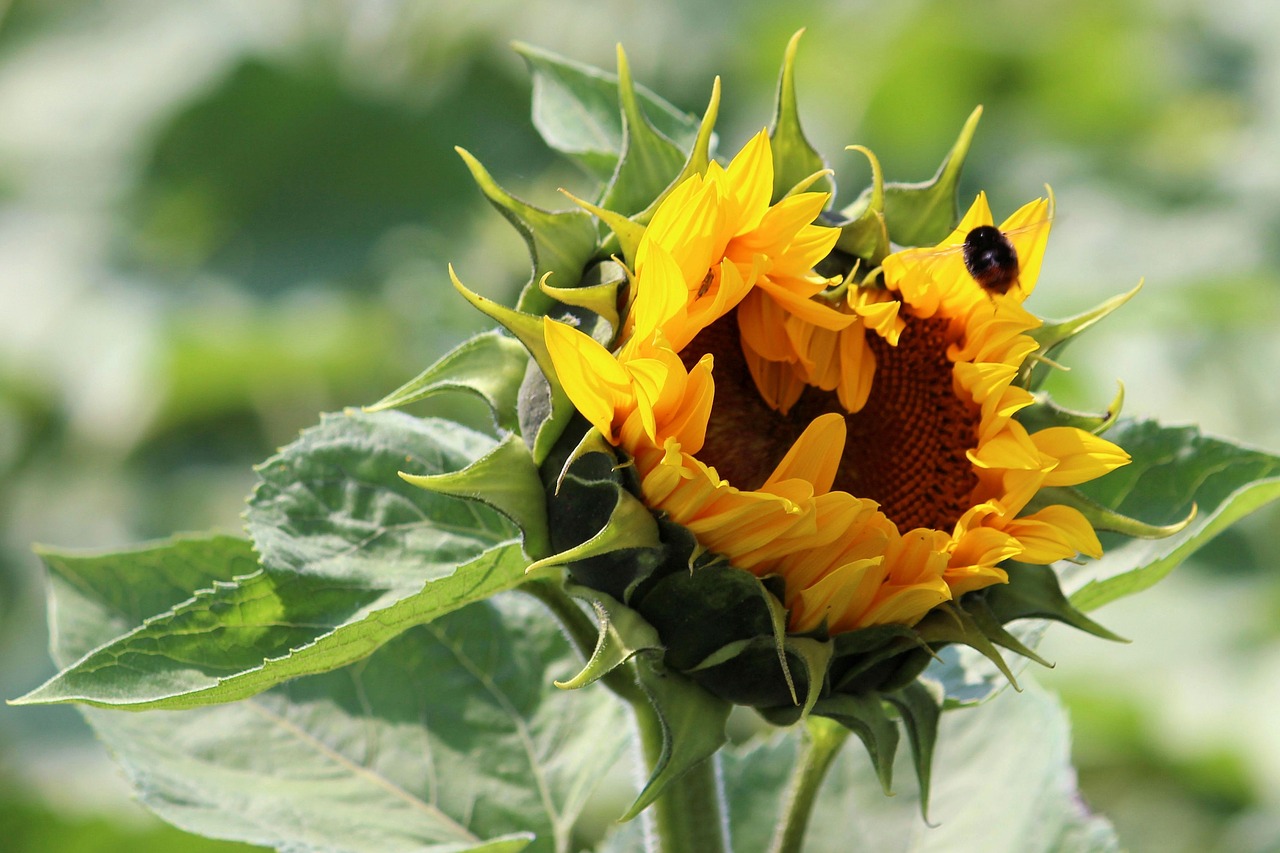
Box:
723;680;1120;853
17;536;529;710
848;106;982;247
17;412;533;709
515;43;701;184
1066;418;1280;611
249;410;514;583
364;330;529;433
70;591;630;853
769;30;832;202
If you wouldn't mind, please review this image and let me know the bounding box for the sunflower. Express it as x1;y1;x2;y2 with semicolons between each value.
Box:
543;132;1128;636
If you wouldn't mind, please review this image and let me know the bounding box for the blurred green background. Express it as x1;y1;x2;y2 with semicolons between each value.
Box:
1;1;1277;850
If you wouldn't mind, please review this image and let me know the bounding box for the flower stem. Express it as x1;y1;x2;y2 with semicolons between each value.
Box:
769;716;851;853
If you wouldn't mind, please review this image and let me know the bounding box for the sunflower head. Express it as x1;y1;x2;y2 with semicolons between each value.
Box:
388;37;1177;804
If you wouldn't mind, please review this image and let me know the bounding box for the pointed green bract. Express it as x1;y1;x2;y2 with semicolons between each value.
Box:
455;147;600;316
599;46;690;217
622;652;732;821
636;75;722;222
1016;384;1124;435
884;680;942;821
553;586;661;690
812;692;900;794
539;275;624;340
449;269;575;463
527;486;660;576
516;42;700;183
983;562;1126;643
1033;484;1194;539
835;145;890;264
1022;282;1143;390
769;30;832;203
401;432;551;559
364;329;528;432
1066;418;1280;611
850;106;983;247
915;603;1022;695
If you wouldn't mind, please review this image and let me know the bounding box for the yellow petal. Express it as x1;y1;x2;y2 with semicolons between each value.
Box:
1005;504;1104;561
763;412;847;493
1032;427;1131;487
543;317;634;441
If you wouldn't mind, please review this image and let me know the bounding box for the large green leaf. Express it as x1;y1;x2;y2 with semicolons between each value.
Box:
16;412;530;709
722;680;1119;853
55;555;629;853
515;43;701;183
1066;419;1280;611
248;410;514;584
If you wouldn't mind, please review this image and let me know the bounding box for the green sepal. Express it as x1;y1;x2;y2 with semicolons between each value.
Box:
554;585;662;689
635;562;776;671
884;678;943;820
621;652;732;822
539;267;624;339
1031;485;1196;540
599;46;688;217
914;603;1020;691
514;42;701;184
449;268;573;463
636;76;721;222
981;562;1127;643
528;483;661;576
848;105;982;247
963;597;1055;668
827;624;930;695
567;75;717;263
560;191;647;267
769;30;831;203
1021;281;1144;390
833;144;889;264
399;432;551;560
1015;383;1124;436
453;147;599;316
784;637;835;719
363;330;527;432
810;692;900;795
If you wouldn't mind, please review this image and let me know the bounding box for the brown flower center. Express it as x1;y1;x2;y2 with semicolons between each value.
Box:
684;310;980;533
